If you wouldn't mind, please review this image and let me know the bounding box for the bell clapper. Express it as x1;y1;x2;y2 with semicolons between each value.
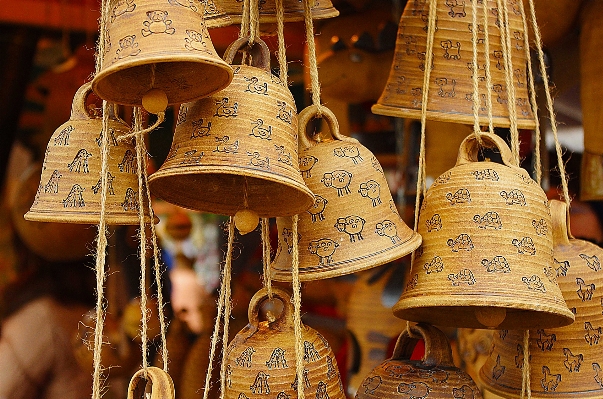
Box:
234;209;259;235
475;307;507;329
142;88;168;114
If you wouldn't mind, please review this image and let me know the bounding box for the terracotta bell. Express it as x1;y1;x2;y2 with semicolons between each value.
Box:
128;367;175;399
25;82;152;225
224;287;346;399
372;0;536;129
355;323;483;399
91;0;233;107
393;132;574;330
206;0;339;27
148;37;314;217
479;200;603;398
270;105;421;281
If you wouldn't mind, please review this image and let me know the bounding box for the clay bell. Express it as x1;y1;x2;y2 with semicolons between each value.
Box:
224;287;345;399
270;105;421;281
25;82;152;225
92;0;233;107
128;367;175;399
356;323;483;399
479;200;603;398
148;37;314;217
393;132;574;330
372;0;536;129
207;0;339;27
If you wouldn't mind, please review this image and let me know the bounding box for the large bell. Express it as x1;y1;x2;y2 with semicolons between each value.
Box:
356;323;483;399
479;200;603;398
224;287;346;399
206;0;339;27
91;0;233;107
372;0;536;129
148;37;314;217
393;132;574;330
25;82;152;225
270;105;421;281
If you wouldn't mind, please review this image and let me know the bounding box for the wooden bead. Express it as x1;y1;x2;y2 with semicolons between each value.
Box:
475;307;507;329
234;209;259;235
142;88;168;114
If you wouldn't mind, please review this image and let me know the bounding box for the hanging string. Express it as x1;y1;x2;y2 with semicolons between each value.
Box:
303;0;323;115
521;330;532;399
91;100;110;399
117;113;165;142
219;218;235;399
469;0;483;143
249;0;260;45
275;0;288;83
517;0;542;185
527;0;570;205
480;0;495;135
133;108;150;374
496;0;520;165
261;218;273;298
291;214;305;399
240;0;251;38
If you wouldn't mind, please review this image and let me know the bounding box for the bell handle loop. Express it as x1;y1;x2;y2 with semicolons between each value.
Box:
550;199;573;243
456;131;515;168
247;287;294;330
391;323;455;368
224;36;271;72
127;367;175;399
297;104;358;150
71;82;94;121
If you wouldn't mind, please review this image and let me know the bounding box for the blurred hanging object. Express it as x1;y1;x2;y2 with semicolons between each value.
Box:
91;0;233;109
479;200;603;398
271;105;421;281
25;82;153;225
393;132;574;330
223;287;346;399
356;323;483;399
148;37;314;218
521;0;582;47
580;0;603;201
206;0;339;27
128;367;175;399
372;0;536;129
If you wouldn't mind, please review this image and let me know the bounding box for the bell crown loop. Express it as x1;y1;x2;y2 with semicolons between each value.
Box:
456;132;516;167
128;367;175;399
393;323;455;369
223;36;271;71
297;105;358;149
247;287;295;331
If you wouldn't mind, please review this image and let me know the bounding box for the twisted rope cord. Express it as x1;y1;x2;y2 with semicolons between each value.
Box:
470;0;483;143
219;219;235;399
276;0;288;83
291;215;305;399
261;218;273;298
303;0;323;114
240;0;250;38
117;113;165;142
481;0;495;135
521;329;532;399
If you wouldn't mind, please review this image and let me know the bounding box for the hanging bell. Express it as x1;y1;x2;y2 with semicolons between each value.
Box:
270;105;421;281
128;367;175;399
224;287;346;399
148;37;314;217
25;82;152;225
356;323;483;399
91;0;233;108
393;132;574;330
372;0;536;129
479;200;603;398
207;0;339;27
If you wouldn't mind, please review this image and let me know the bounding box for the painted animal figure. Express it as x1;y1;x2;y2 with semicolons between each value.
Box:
184;29;210;52
54;125;73;145
576;277;596;301
299;155;318;178
291;368;311;390
584;321;602;346
115;35;140;60
191;118;212;138
481;255;510;273
111;0;136;21
522;275;546;292
333;146;363;164
594;363;603;388
543;266;557;284
471;168;499;181
536;329;556;351
247;151;270;169
276;101;292;124
68;149;92;173
452;384;475;399
448;269;476;286
512;237;536;255
308;238;339;265
141;10;176;37
555;259;570;276
492;354;505;380
214;98;239;117
515;344;525;368
236;346;255;367
118;149;136;173
447;234;474;252
121;187;138;211
375;220;400;244
580;253;601;272
44;170;62;193
315;381;329;399
250;371;270;394
335;215;365;242
397;381;431;399
303;341;320;362
446;188;470;204
91;172;115;195
425;214;442;232
441;39;461;60
362;375;382;395
532;218;548;236
322;170;352;196
563;348;583;372
307;196;327;222
435;77;456;97
500;189;526;205
250;119;272;140
214;136;239;153
244;76;268;95
274;145;292;165
541;366;561;392
424;256;444;274
266;348;287;369
358;180;381;206
281;227;300;254
445;0;466;17
62;184;85;208
474;211;502;229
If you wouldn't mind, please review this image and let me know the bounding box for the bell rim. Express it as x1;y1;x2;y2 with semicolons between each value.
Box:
148;166;315;217
371;103;537;130
91;54;234;106
393;298;575;330
24;209;157;225
270;230;422;282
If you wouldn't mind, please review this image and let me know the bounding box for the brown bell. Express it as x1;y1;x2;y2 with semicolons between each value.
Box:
148;37;314;217
128;367;175;399
270;105;421;281
356;323;483;399
25;82;153;225
224;287;346;399
207;0;339;27
479;200;603;398
372;0;536;129
91;0;233;107
393;132;574;330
